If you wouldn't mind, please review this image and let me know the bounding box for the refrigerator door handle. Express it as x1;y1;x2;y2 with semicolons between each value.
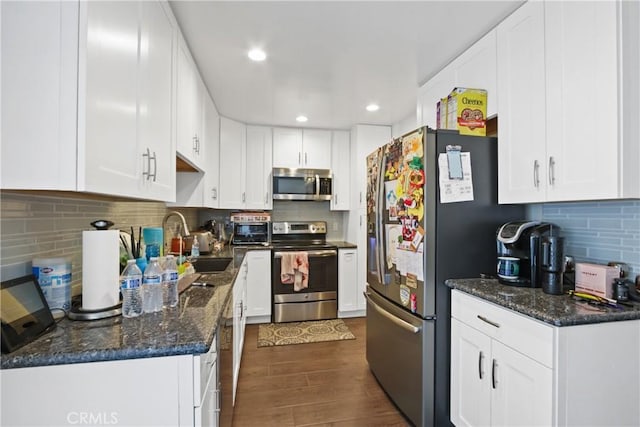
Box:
375;149;387;284
364;292;420;334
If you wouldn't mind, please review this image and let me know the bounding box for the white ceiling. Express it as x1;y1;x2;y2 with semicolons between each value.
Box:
169;1;524;130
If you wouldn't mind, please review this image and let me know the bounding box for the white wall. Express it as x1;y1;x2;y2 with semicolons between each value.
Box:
391;112;418;138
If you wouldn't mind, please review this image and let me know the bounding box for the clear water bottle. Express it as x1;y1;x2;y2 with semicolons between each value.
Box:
142;257;163;313
120;259;143;318
162;255;179;308
191;237;200;258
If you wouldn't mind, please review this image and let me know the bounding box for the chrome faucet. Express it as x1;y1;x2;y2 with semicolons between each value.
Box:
162;211;190;249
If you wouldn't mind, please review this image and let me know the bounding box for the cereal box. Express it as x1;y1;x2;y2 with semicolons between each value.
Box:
446;87;487;136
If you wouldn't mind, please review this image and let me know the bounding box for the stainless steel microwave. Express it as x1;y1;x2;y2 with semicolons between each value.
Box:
272;168;332;201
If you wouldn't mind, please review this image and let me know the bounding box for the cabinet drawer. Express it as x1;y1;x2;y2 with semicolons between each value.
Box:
451;290;554;368
194;335;217;407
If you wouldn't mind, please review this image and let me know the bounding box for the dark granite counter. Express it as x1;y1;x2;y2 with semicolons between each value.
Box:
446;278;640;327
1;251;241;370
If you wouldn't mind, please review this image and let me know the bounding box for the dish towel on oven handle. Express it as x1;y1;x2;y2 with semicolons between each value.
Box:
280;252;309;291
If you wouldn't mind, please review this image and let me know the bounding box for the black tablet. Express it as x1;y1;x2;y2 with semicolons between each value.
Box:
1;274;56;353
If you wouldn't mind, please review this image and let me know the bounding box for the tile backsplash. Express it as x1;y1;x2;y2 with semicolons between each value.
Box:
528;200;640;279
0;192;198;295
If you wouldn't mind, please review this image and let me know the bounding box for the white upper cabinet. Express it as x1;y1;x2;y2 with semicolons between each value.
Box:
417;29;497;129
496;1;547;204
330;130;351;211
1;0;177;202
272;127;332;169
245;126;273;210
176;34;205;171
498;0;639;203
202;94;220;208
218;117;247;209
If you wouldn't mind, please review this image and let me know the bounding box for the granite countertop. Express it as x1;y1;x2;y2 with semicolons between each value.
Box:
1;249;241;370
329;241;357;249
446;278;640;327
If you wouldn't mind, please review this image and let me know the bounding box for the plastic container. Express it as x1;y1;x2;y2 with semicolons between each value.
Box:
162;255;179;308
143;227;163;260
32;257;72;311
142;257;163;313
120;259;143;318
191;237;200;257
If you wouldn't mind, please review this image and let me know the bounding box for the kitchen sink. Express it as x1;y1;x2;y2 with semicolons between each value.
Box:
192;256;232;273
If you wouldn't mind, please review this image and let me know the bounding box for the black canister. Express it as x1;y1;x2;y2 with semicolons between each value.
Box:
541;236;564;295
613;278;629;302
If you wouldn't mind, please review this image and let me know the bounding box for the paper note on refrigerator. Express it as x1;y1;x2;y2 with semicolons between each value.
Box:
438;152;474;203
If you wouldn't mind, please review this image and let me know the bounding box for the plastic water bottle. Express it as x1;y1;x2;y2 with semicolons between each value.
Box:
142;257;163;313
191;237;200;258
162;255;179;308
120;259;143;318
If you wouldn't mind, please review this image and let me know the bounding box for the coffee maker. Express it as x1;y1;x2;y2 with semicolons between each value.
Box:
496;221;562;289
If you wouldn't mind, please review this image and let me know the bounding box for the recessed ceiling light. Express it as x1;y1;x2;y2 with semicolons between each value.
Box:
296;115;308;123
248;48;266;62
366;103;380;112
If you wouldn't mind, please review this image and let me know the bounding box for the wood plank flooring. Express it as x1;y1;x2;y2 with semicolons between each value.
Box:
232;317;411;427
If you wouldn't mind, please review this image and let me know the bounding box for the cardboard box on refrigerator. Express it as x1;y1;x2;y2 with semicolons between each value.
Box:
446;87;487;136
574;262;620;299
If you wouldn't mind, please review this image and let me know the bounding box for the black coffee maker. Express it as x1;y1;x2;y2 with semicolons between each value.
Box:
496;221;562;290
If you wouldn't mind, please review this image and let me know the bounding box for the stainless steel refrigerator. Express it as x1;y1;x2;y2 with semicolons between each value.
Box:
365;128;524;426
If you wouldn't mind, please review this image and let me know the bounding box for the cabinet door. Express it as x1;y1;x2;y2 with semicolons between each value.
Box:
196;360;219;427
245;250;271;319
417;67;455;129
245;126;273;210
302;129;332;169
450;319;492;427
203;94;220;208
331;131;351;211
79;1;141;197
337;249;357;315
491;340;553;427
544;1;619;201
496;1;547;204
453;29;497;118
1;1;78;190
138;0;176;201
272;127;303;168
176;37;204;170
219;117;246;208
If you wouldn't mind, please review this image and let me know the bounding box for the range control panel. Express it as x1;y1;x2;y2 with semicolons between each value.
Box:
272;221;327;235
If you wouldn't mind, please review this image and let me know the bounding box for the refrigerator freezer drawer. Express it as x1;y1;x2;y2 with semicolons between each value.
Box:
365;290;434;426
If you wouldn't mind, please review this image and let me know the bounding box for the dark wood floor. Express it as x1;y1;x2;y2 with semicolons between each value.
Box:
232;317;411;426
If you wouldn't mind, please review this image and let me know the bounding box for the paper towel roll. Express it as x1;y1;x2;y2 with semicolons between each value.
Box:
82;229;120;310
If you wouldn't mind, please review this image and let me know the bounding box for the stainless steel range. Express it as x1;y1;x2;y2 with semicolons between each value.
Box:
270;221;338;323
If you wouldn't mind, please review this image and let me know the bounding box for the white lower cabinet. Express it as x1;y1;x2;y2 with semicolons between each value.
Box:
450;290;640;427
338;248;363;317
0;354;212;427
232;257;248;405
245;250;272;324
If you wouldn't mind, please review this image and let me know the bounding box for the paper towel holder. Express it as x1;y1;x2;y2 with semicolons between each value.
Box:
68;220;122;321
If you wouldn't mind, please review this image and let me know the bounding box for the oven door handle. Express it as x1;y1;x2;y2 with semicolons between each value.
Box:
273;250;337;258
364;292;421;334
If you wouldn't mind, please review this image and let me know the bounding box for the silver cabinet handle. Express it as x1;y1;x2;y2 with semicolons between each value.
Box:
274;249;337;258
478;351;485;380
305;152;308;165
364;292;420;334
212;188;217;200
193;135;198;152
334;193;338;205
298;152;301;165
265;192;269;204
492;359;498;389
142;148;151;180
242;192;246;203
151;151;157;182
548;156;556;185
533;160;540;188
477;315;500;328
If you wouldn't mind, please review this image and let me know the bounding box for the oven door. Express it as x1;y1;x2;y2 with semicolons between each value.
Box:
271;248;338;322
